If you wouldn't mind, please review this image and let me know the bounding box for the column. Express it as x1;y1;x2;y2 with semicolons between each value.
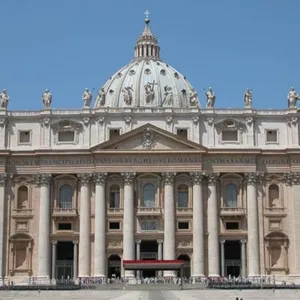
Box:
93;173;107;278
157;239;163;277
136;240;141;279
220;240;225;277
0;173;7;281
51;241;57;281
162;172;176;277
190;172;204;277
245;172;261;276
73;241;78;281
78;173;92;277
121;172;136;278
240;240;247;277
37;173;52;280
207;172;220;277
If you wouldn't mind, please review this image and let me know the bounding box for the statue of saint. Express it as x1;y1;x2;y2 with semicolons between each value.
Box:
287;87;299;109
42;89;52;109
205;87;215;108
162;85;173;107
122;86;134;106
82;88;92;108
0;89;9;109
96;88;106;107
144;81;156;103
189;89;198;107
244;88;252;108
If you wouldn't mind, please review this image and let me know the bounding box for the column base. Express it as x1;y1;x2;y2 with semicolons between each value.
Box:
35;276;52;285
163;271;177;277
208;274;220;277
124;270;135;278
192;274;205;278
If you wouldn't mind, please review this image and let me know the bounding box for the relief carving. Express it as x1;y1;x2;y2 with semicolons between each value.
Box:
108;240;122;247
142;128;156;150
0;173;7;187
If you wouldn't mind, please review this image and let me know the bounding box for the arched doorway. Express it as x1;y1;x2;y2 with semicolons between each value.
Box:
107;255;121;279
177;254;191;277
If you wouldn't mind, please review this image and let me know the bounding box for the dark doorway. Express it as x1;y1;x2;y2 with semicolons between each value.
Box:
177;254;191;277
56;241;74;280
107;255;121;279
140;240;158;278
224;240;241;277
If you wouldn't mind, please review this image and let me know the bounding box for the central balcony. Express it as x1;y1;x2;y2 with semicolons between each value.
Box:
264;207;287;217
136;207;162;217
52;208;78;218
176;207;193;216
11;209;33;219
220;207;246;217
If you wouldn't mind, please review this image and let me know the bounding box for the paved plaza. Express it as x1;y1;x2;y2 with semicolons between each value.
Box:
0;289;299;300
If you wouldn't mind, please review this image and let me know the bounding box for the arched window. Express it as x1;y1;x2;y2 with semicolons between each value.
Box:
225;183;238;207
110;185;120;208
269;184;279;207
142;183;155;207
178;184;188;208
59;185;73;208
17;186;28;209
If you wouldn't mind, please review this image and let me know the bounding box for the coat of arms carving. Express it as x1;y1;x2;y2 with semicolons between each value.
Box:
142;128;156;149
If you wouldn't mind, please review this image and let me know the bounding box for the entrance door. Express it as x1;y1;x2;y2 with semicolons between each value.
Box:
226;266;240;277
140;240;158;278
224;240;241;277
56;241;74;280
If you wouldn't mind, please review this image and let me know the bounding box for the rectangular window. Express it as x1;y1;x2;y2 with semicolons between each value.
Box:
140;220;157;231
266;130;278;143
57;223;72;230
19;131;31;144
177;129;188;139
225;222;239;230
109;129;120;140
109;191;120;208
222;130;238;142
58;131;75;142
178;222;189;230
109;222;120;230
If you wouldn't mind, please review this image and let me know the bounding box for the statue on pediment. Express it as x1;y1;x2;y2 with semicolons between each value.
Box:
144;81;157;103
205;87;215;108
287;87;299;109
244;88;252;108
0;89;9;109
42;89;52;109
96;88;106;107
162;85;173;107
122;86;134;105
82;88;92;108
189;89;198;107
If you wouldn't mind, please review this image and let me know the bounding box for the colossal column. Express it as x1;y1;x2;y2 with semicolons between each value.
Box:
190;172;205;277
162;172;176;277
0;173;7;281
78;173;92;277
37;173;52;280
121;172;136;278
207;172;220;277
245;172;262;276
93;172;107;278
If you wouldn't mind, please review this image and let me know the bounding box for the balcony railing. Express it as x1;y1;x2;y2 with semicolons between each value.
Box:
220;207;246;216
107;208;123;214
136;207;161;216
264;207;287;217
176;207;193;215
11;209;33;218
52;208;77;217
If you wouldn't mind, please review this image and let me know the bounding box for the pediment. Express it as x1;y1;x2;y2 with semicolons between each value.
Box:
214;118;247;132
91;124;207;152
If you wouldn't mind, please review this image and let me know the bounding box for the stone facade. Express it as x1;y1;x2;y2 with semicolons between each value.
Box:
1;13;300;284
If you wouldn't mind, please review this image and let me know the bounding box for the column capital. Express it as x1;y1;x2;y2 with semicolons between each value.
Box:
121;172;136;185
162;172;176;185
206;172;218;186
157;239;163;244
78;173;92;186
220;239;226;244
0;173;7;187
73;240;78;245
93;172;107;185
51;240;58;245
240;239;247;244
245;172;264;185
135;239;141;244
283;172;300;186
33;173;52;186
190;172;205;185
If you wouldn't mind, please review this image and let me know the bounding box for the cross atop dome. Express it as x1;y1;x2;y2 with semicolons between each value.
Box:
144;9;150;25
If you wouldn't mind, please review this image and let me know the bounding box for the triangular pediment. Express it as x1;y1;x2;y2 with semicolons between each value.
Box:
91;123;207;152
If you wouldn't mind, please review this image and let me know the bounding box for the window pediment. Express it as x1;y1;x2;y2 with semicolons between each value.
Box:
51;120;83;144
51;120;83;133
215;118;247;133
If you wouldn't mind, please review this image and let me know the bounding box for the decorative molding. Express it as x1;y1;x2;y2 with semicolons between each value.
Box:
206;172;218;186
0;173;7;187
245;172;264;185
215;118;247;134
40;117;50;127
286;116;298;127
190;172;205;185
142;128;156;150
246;117;253;126
283;172;300;185
124;116;132;125
33;173;51;186
93;172;107;185
165;116;172;124
82;117;90;126
121;172;136;185
0;118;7;127
162;172;176;185
77;173;92;186
96;116;105;124
192;116;199;124
206;117;214;126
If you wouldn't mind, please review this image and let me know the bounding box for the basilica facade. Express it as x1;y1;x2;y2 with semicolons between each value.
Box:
0;14;300;284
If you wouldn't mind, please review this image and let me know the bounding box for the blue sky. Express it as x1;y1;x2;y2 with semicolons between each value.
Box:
1;0;299;110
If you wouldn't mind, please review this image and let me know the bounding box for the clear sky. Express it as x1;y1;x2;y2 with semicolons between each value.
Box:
1;0;299;110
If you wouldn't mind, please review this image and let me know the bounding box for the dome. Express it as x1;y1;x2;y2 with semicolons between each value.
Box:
94;13;200;109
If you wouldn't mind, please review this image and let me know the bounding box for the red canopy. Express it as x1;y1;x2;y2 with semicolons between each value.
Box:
123;260;185;270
